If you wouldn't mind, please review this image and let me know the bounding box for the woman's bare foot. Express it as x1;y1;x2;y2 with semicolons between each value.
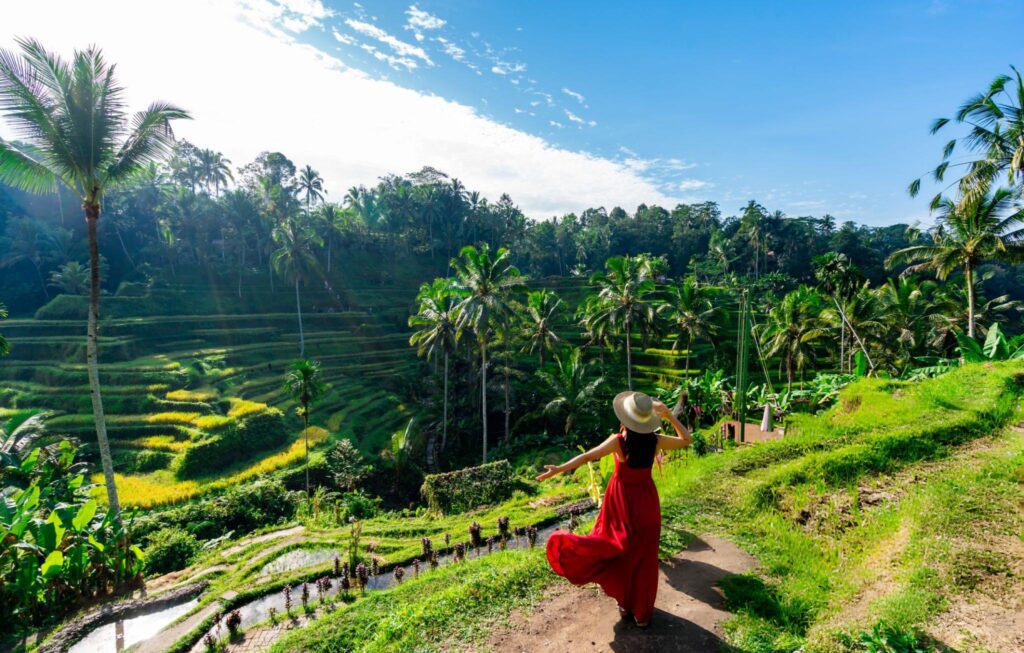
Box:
617;605;631;621
634;617;650;629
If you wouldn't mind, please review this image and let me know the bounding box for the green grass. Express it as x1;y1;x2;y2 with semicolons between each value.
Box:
270;549;550;652
646;361;1024;652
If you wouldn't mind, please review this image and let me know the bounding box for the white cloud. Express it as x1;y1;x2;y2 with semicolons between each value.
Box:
1;0;682;218
435;37;465;62
564;109;584;125
331;29;355;46
241;0;332;33
491;60;526;76
678;179;711;191
561;87;585;104
345;18;433;66
549;120;565;129
405;5;445;41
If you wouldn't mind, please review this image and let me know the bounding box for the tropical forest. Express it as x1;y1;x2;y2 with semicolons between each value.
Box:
2;4;1024;653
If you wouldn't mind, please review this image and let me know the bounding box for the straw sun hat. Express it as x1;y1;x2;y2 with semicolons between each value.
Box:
612;391;662;434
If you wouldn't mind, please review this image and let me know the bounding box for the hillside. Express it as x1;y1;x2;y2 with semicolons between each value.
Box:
0;259;431;509
32;361;1016;653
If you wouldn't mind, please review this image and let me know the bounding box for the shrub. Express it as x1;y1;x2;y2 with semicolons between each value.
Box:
134;478;297;541
338;489;380;521
144;527;201;575
176;408;288;478
420;460;517;514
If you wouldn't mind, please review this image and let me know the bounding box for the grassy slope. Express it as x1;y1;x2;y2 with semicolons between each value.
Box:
268;362;1024;652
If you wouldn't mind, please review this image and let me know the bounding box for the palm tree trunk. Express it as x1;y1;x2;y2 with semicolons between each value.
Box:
839;322;846;373
269;261;275;293
481;341;488;463
85;199;120;520
965;262;976;339
504;364;510;442
295;276;305;357
33;261;49;299
625;323;633;390
786;353;794;392
327;238;332;273
238;241;245;300
441;352;449;451
303;406;310;495
832;297;874;371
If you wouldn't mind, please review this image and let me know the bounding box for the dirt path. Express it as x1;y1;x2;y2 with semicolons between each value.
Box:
484;534;756;653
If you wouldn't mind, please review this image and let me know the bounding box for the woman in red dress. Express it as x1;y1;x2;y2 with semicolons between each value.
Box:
537;391;691;627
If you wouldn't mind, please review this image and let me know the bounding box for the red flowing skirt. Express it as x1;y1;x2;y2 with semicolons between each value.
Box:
546;458;661;623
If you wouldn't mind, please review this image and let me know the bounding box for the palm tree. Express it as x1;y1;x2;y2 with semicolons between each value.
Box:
584;254;658;390
536;347;604;436
759;286;828;391
198;148;232;196
48;261;90;295
409;278;461;452
876;276;937;370
886;187;1024;338
813;252;875;371
317;203;343;272
297;165;326;214
0;302;8;357
451;244;525;463
658;276;723;376
284;359;325;495
0;39;189;518
911;66;1024;206
521;289;562;365
272;212;323;356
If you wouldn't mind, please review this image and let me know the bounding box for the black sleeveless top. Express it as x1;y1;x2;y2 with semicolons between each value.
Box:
618;428;658;469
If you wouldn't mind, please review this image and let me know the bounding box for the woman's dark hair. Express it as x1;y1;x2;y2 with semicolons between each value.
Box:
620;427;658;468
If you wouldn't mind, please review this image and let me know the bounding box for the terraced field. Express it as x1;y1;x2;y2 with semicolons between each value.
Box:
0;281;422;508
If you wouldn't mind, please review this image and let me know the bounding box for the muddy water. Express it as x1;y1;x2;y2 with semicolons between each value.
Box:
67;598;200;653
192;515;593;651
260;548;343;576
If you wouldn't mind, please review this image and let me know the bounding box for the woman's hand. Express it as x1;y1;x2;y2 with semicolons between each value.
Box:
536;464;560;481
653;400;672;418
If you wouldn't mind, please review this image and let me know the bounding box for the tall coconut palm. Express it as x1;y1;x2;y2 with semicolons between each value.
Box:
198;148;232;196
409;278;461;452
297;165;326;214
0;39;189;518
284;358;325;495
521;289;562;365
759;286;828;391
886;187;1024;338
450;244;525;463
911;66;1024;206
272;212;323;356
536;347;604;436
317;203;343;272
658;276;723;376
584;254;658;390
813;252;874;371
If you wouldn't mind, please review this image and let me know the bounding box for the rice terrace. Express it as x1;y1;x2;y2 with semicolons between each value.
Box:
2;2;1024;652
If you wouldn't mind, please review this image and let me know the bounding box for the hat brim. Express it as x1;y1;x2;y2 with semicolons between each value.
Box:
613;391;661;434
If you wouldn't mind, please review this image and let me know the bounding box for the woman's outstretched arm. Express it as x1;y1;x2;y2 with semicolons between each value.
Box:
653;400;692;450
536;434;620;481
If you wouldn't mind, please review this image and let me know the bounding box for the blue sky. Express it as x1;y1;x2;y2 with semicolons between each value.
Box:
4;0;1023;224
